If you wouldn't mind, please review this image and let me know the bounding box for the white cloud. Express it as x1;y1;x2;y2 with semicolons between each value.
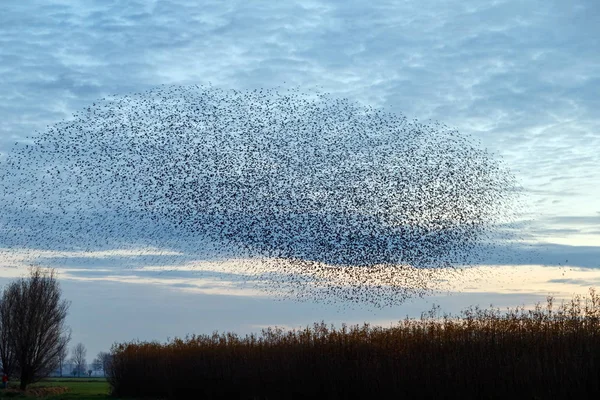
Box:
0;0;599;353
1;0;597;220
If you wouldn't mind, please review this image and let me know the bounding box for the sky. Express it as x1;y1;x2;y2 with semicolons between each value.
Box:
0;0;599;361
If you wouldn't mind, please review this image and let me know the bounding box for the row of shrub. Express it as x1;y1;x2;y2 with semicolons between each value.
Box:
108;289;600;399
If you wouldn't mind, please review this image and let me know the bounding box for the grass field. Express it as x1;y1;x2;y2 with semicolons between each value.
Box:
0;378;113;399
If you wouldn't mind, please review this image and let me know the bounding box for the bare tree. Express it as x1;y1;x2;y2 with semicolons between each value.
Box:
95;351;112;376
56;332;70;377
92;357;102;375
71;343;87;377
0;267;70;390
0;293;17;377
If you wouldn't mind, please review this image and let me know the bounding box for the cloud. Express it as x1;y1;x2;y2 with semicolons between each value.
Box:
3;263;598;361
0;0;598;275
0;1;597;227
2;0;600;368
546;215;600;226
547;278;600;286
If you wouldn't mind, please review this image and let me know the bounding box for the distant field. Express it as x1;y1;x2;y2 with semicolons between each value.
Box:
0;378;112;400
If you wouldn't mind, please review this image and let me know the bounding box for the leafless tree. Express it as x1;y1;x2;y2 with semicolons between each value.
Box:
92;357;102;375
0;291;16;378
56;332;70;377
0;267;70;390
94;351;112;376
71;343;87;377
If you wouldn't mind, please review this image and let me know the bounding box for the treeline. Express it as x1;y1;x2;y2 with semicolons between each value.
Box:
108;290;600;399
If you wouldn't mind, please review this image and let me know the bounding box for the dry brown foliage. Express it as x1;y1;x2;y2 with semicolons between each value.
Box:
109;289;600;399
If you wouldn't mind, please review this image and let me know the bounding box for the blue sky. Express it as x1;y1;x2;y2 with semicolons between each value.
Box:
0;0;599;360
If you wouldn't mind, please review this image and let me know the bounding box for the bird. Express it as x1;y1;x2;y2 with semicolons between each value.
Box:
0;84;525;308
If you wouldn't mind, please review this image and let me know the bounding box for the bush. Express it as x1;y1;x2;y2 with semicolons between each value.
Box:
108;289;600;399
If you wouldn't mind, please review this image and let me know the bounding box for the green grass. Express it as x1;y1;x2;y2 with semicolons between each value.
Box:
0;378;116;399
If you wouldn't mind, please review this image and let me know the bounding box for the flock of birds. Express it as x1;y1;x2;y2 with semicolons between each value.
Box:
0;85;522;307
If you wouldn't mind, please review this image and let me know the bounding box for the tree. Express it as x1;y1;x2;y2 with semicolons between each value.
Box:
71;343;87;377
94;351;112;376
0;267;70;390
56;333;70;377
0;295;17;377
92;357;102;375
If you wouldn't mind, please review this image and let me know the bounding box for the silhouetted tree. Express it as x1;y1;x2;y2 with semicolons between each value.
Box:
0;294;16;377
0;267;70;390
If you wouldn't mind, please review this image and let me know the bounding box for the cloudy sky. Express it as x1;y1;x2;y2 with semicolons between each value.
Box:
1;0;599;360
